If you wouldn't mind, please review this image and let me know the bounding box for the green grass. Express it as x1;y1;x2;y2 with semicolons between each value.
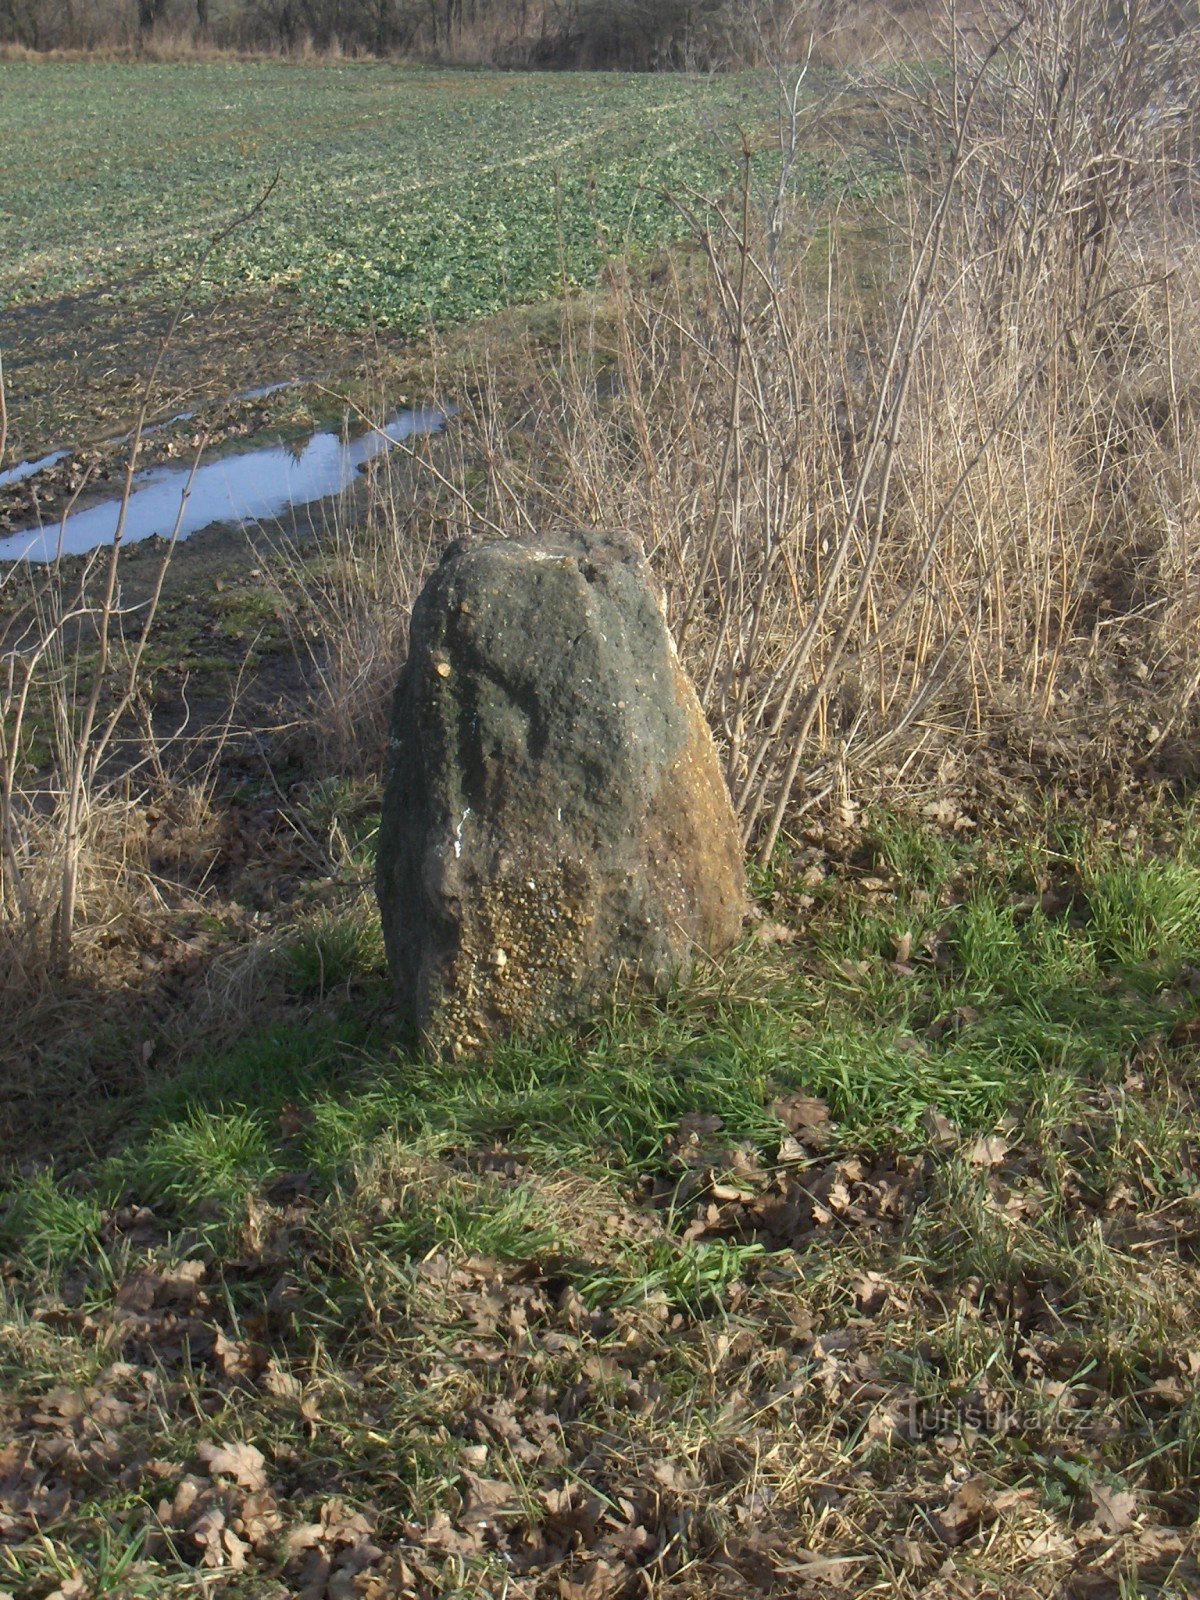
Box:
3;806;1199;1598
373;1171;569;1265
576;1235;766;1316
0;61;890;332
279;903;386;997
7;806;1198;1245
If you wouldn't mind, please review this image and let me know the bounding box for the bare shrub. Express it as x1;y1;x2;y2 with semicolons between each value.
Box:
0;189;275;1008
0;0;990;67
0;414;201;1001
263;403;455;775
338;0;1198;857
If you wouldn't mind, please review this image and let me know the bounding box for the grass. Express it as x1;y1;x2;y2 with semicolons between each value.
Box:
3;16;1200;1593
2;804;1199;1596
0;61;889;333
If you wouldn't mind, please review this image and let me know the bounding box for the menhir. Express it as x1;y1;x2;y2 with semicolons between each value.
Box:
376;530;745;1056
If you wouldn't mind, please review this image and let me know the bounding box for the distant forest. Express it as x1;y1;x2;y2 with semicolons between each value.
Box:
0;0;931;68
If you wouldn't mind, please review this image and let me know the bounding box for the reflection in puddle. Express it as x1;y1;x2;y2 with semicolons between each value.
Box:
0;379;316;494
0;409;445;564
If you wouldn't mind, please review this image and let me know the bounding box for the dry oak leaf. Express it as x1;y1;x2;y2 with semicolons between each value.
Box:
89;1393;133;1428
31;1386;86;1425
163;1472;210;1526
212;1327;269;1381
196;1439;268;1492
116;1260;206;1314
893;1535;930;1570
44;1582;87;1600
189;1506;249;1570
853;1272;889;1315
235;1487;285;1550
933;1476;994;1545
1087;1484;1137;1536
286;1499;381;1575
648;1459;697;1494
776;1136;810;1165
460;1471;524;1521
559;1557;628;1600
415;1509;483;1558
0;1482;71;1537
920;1106;958;1147
966;1134;1010;1168
294;1550;333;1600
263;1360;305;1404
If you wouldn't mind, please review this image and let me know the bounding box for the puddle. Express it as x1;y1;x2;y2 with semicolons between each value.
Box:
0;408;446;564
0;448;71;490
0;378;315;495
236;380;306;403
117;381;309;446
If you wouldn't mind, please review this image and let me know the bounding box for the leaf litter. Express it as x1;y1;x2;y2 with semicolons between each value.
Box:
5;1096;1200;1600
6;816;1200;1596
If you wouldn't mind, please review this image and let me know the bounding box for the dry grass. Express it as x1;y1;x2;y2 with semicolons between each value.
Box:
261;411;452;778
301;0;1199;861
0;187;277;1022
0;35;302;62
0;513;183;1001
4;799;1200;1597
6;1;1199;1031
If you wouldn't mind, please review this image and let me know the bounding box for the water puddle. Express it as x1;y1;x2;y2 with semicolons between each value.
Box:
0;377;314;495
0;448;71;491
114;381;309;448
0;408;445;564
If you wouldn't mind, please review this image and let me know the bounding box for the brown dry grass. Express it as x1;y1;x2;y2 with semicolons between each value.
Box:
308;0;1198;862
5;0;1200;1054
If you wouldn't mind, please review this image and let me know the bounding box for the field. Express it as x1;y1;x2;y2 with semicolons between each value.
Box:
0;62;813;331
4;16;1200;1600
0;59;896;460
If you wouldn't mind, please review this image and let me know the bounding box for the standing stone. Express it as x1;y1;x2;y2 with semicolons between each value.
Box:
375;530;745;1055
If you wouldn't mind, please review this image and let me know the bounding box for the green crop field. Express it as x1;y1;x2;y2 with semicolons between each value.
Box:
0;61;883;335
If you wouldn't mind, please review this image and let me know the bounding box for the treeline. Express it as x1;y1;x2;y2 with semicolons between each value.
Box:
0;0;919;68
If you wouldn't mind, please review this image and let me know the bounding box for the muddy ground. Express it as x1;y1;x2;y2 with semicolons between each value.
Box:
0;281;428;541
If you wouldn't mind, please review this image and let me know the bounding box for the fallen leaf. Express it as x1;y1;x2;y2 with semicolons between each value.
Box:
235;1488;284;1549
196;1440;267;1492
1088;1483;1137;1535
966;1135;1010;1168
773;1094;831;1147
920;1106;958;1147
559;1557;627;1600
44;1581;87;1600
460;1471;522;1518
189;1506;248;1570
893;1535;929;1570
649;1459;696;1493
933;1476;993;1545
263;1361;305;1405
853;1272;889;1314
213;1328;268;1381
676;1112;724;1140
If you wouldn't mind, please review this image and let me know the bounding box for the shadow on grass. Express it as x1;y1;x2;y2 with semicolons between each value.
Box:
6;804;1200;1274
